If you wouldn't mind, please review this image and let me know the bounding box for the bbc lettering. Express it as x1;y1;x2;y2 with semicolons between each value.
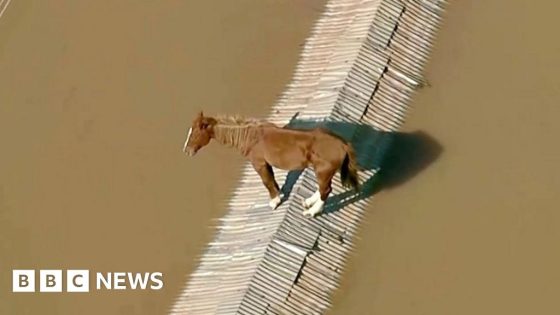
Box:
12;270;163;292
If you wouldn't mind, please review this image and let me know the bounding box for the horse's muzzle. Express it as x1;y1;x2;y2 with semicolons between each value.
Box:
184;147;196;157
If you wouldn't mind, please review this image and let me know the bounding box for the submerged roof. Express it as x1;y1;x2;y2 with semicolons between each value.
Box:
171;0;446;314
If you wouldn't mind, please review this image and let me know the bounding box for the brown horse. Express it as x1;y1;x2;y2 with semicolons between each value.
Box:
183;111;360;217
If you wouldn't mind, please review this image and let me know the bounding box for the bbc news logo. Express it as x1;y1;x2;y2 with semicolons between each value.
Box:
12;270;163;293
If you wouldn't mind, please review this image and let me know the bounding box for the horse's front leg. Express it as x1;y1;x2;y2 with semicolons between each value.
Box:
252;161;281;209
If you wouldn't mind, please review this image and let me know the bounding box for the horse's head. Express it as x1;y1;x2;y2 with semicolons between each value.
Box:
183;111;216;156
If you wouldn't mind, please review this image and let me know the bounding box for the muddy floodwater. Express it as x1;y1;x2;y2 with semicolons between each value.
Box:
2;0;560;315
0;1;323;314
329;1;560;314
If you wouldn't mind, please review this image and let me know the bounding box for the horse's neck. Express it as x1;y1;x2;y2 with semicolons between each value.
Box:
212;123;259;154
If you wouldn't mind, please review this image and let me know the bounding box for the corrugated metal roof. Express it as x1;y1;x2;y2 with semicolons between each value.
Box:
171;0;446;314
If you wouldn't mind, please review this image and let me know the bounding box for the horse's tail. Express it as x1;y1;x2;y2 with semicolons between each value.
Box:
340;144;360;190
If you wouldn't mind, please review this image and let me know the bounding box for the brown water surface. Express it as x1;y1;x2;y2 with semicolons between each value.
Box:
3;1;560;314
0;1;323;314
329;0;560;314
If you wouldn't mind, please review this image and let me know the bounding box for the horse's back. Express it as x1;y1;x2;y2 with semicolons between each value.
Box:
257;126;347;169
309;128;348;160
255;126;311;169
263;126;346;150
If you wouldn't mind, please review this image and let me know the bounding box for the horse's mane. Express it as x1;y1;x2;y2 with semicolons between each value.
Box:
215;114;264;126
212;115;271;154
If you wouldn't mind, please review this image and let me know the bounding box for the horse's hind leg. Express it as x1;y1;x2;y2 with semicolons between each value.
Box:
304;165;336;217
303;191;320;208
253;162;281;209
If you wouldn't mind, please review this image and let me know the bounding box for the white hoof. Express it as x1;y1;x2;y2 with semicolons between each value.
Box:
305;199;324;217
269;195;281;210
303;191;321;208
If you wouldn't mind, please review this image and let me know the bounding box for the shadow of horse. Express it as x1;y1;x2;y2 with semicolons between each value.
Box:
279;118;443;215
